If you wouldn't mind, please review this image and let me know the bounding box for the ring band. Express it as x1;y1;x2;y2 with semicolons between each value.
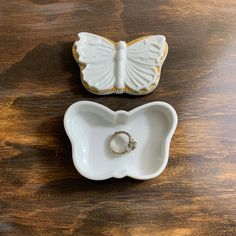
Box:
109;131;137;155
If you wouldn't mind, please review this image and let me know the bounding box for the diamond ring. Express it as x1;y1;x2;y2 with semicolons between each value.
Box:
109;131;137;155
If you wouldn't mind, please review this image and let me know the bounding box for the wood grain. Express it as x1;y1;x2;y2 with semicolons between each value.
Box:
0;0;236;235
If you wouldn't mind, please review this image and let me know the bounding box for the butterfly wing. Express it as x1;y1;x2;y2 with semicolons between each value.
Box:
126;35;167;93
75;32;116;92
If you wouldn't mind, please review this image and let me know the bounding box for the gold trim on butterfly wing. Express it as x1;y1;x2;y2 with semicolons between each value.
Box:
125;39;168;95
72;36;117;95
72;35;168;95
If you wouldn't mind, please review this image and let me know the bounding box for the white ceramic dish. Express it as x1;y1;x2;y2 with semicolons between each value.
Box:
64;101;177;180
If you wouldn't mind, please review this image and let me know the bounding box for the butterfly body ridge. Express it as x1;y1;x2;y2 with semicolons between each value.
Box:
115;41;127;93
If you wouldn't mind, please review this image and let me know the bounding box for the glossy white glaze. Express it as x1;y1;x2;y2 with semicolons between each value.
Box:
64;101;178;180
74;32;167;94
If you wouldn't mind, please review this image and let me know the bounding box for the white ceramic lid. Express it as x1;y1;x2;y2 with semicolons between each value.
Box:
73;32;168;95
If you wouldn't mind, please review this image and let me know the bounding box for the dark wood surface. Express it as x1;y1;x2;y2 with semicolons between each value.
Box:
1;0;236;235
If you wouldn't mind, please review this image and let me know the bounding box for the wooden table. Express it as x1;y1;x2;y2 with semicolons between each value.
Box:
1;0;236;235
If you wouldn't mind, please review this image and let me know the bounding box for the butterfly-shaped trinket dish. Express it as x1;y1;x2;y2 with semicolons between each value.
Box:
73;32;168;95
64;101;177;180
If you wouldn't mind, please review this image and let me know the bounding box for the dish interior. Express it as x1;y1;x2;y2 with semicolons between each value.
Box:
66;103;174;179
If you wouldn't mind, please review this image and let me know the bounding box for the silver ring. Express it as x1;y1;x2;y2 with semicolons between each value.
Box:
109;131;137;155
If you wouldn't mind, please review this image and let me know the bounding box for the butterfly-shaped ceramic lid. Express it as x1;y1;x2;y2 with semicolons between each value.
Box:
73;32;168;95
